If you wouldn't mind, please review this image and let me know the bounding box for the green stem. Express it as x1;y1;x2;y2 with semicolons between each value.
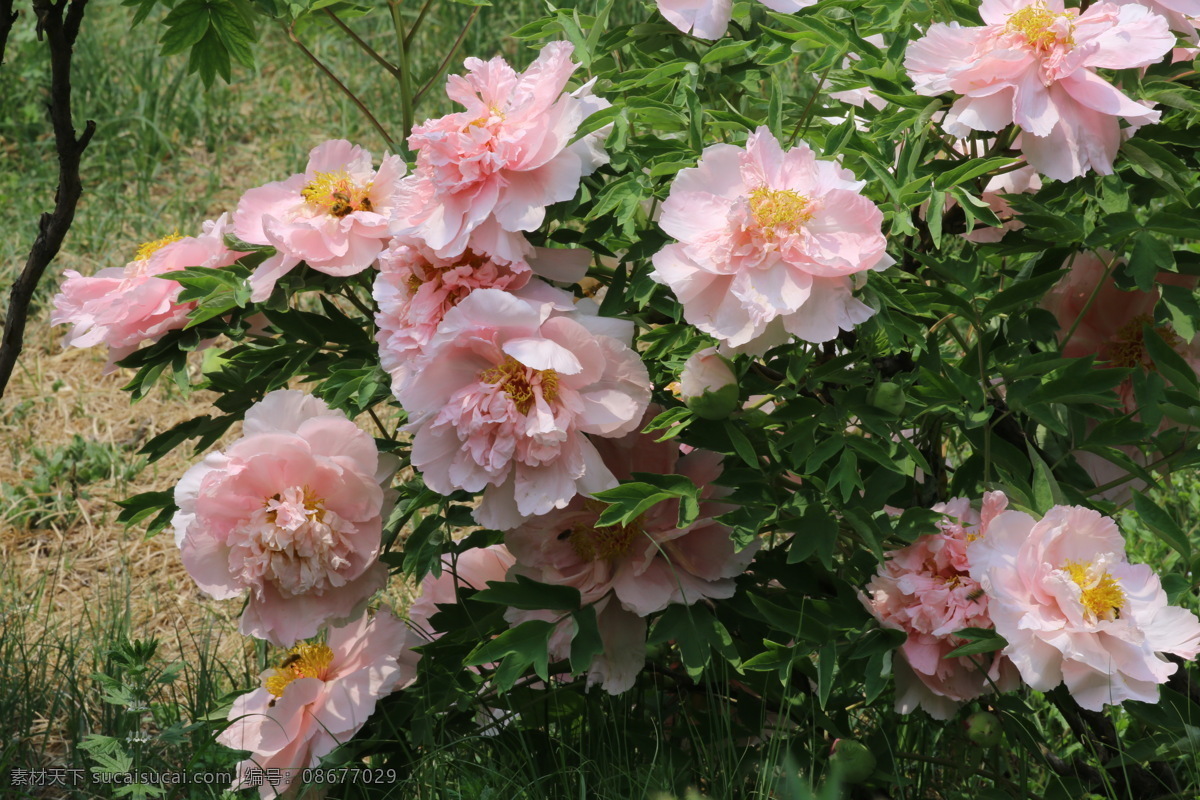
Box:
287;23;396;149
404;0;436;49
787;63;831;146
388;0;415;145
413;7;481;108
323;9;400;77
1058;248;1122;353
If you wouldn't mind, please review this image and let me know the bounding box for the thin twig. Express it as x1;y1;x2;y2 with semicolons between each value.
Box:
403;0;435;48
413;7;480;107
286;22;396;149
0;0;95;400
323;9;400;78
787;63;831;146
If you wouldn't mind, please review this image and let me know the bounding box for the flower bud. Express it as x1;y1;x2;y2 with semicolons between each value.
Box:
829;738;875;784
964;711;1002;747
680;347;738;420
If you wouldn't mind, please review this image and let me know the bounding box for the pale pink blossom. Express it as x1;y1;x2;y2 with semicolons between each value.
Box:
233;139;404;302
505;415;759;693
651;127;891;354
906;0;1175;181
51;215;246;371
679;346;739;419
393;42;608;264
397;288;651;530
968;504;1200;710
1041;250;1200;412
862;493;1019;719
217;609;410;799
656;0;817;40
1114;0;1200;41
173;390;398;647
373;238;532;394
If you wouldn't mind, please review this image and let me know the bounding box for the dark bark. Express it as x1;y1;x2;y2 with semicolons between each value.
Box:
0;0;95;399
0;0;17;66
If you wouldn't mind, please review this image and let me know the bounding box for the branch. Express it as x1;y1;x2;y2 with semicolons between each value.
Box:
0;0;95;400
0;0;16;66
286;22;397;150
412;6;479;107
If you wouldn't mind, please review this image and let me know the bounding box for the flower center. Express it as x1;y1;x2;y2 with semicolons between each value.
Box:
1006;3;1074;53
1063;560;1125;621
263;642;335;697
748;187;813;234
301;170;374;217
228;485;356;597
1108;314;1183;370
479;356;559;415
567;516;643;562
134;232;183;263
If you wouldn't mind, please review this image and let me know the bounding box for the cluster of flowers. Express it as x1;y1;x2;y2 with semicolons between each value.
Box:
863;492;1200;718
43;0;1200;793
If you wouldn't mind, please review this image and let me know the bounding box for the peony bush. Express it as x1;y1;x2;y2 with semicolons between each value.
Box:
50;0;1200;795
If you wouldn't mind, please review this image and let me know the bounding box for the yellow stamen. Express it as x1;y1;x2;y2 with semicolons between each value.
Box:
1063;560;1125;620
748;187;813;233
1006;3;1074;51
567;515;643;562
301;170;374;218
135;232;183;262
479;356;559;414
263;642;335;697
1108;314;1183;370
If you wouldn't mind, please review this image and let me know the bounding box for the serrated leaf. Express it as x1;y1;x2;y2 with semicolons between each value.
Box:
944;628;1007;658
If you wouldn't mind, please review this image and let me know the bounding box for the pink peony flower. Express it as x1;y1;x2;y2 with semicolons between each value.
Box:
651;127;891;354
217;609;411;799
968;504;1200;710
505;414;759;693
862;493;1019;719
51;215;246;371
679;346;740;419
1041;250;1200;412
396;288;651;530
1114;0;1200;41
656;0;817;40
173;390;398;647
233;139;405;302
373;238;533;395
906;0;1175;181
393;42;608;264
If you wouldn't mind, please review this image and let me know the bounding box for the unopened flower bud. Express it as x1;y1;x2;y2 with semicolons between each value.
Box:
829;738;875;784
680;347;738;420
964;711;1002;747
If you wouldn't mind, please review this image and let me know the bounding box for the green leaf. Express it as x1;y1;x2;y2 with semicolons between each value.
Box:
473;575;581;611
1144;326;1200;394
1027;445;1064;513
944;628;1007;658
209;0;258;69
1133;492;1191;560
981;270;1065;318
570;606;604;675
465;620;555;690
1160;284;1199;342
1128;234;1174;292
159;0;210;56
817;641;836;710
700;39;754;64
932;157;1020;191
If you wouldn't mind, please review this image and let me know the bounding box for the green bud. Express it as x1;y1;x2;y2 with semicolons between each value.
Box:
829;739;875;784
964;711;1002;747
